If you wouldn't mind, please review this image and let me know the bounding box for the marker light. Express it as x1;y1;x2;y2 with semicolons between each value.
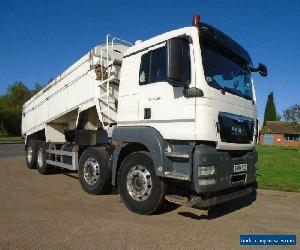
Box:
192;15;200;27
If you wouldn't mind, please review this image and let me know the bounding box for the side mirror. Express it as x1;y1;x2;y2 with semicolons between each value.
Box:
258;63;267;77
251;63;268;77
166;37;187;87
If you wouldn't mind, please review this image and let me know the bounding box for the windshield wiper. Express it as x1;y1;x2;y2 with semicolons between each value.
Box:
207;78;253;101
221;86;239;96
221;86;252;100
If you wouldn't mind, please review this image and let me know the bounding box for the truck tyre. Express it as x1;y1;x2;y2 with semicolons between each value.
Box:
78;147;111;195
118;151;166;215
25;141;38;169
37;142;52;174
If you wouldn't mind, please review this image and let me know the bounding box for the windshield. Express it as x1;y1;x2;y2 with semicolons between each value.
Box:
201;41;253;100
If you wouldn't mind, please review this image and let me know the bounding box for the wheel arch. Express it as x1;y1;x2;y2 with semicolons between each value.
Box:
25;129;46;148
111;126;166;186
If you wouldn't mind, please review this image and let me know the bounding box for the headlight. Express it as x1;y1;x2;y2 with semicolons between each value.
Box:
198;166;215;176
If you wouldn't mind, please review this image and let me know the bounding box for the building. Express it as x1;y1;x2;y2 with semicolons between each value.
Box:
259;121;300;147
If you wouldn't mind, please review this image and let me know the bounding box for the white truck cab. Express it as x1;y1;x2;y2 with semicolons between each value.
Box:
118;24;259;149
22;16;267;214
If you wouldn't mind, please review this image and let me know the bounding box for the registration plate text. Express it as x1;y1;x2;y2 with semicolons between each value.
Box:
233;163;247;173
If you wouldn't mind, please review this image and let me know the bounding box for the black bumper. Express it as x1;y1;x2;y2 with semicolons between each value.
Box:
188;186;253;208
192;144;257;194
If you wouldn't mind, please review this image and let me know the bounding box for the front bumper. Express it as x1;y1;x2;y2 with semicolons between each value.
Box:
192;144;257;194
188;186;253;208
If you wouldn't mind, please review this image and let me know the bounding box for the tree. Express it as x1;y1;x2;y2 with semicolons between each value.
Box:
263;92;279;126
283;103;300;122
0;105;7;136
0;82;31;135
0;81;45;136
0;123;7;136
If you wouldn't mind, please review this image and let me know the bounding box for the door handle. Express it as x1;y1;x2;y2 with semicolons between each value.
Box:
144;108;151;119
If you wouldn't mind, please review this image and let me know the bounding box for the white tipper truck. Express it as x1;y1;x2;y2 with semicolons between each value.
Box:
22;15;267;215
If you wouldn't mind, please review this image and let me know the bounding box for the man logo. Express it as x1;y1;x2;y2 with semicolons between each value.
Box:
231;125;247;136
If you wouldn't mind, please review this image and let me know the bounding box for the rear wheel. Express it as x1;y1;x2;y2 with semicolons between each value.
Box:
25;141;38;169
118;151;166;215
78;147;111;195
37;142;52;174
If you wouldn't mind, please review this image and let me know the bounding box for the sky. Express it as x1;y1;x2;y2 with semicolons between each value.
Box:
0;0;299;121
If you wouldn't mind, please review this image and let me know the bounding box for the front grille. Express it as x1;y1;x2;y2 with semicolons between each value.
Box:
218;112;254;144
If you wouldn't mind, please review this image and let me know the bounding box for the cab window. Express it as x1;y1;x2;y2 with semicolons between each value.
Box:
139;47;166;85
139;40;190;85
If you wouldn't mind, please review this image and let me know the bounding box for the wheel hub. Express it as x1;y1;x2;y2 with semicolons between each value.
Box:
127;165;152;201
83;158;100;185
37;148;44;168
27;146;33;163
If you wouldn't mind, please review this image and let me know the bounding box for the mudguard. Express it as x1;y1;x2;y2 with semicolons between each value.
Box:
111;126;166;185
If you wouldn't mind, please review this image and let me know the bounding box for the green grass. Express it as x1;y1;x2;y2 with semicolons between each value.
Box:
0;136;23;141
256;145;300;192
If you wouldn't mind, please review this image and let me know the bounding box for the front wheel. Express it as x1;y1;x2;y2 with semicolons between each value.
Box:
118;151;166;215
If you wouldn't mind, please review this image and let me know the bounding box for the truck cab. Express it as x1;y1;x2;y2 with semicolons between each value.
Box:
112;17;267;212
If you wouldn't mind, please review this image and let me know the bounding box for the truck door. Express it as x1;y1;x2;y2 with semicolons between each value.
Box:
137;40;196;140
